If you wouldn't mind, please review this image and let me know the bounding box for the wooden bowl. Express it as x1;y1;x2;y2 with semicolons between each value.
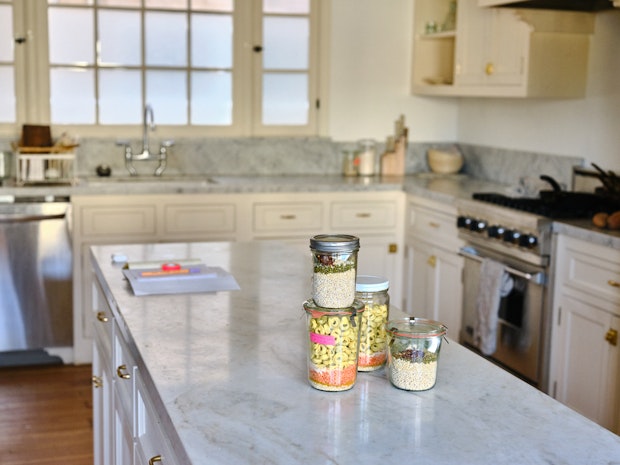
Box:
427;148;463;174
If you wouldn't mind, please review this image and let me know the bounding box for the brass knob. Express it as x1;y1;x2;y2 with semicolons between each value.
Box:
605;328;618;346
149;456;162;465
116;364;131;380
485;62;494;76
91;375;103;388
427;255;437;268
608;280;620;288
96;311;109;323
388;243;398;254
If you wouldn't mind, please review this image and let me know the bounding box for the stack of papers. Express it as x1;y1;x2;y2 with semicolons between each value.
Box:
122;262;240;296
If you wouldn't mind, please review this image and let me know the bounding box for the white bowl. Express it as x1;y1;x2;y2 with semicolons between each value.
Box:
427;148;463;174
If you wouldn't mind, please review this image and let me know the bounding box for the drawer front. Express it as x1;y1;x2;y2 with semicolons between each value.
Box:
408;204;458;241
561;237;620;305
81;205;157;237
253;202;322;232
92;280;113;358
113;326;136;425
331;201;396;229
163;203;236;236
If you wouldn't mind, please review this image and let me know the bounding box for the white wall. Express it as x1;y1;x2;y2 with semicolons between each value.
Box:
328;2;620;171
327;0;459;142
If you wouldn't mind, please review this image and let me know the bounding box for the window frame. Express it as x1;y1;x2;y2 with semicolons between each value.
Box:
1;0;323;139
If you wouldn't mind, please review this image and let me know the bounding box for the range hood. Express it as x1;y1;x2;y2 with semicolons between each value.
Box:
487;0;616;11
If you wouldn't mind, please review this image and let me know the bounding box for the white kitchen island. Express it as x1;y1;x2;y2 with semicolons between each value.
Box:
90;240;620;465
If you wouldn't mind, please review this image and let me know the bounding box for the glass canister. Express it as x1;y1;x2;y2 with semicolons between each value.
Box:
355;275;390;371
386;318;447;391
304;299;364;391
356;139;376;176
310;234;360;309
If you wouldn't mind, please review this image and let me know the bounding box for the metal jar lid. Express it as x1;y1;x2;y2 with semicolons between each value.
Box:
310;234;360;253
356;275;389;293
387;317;447;339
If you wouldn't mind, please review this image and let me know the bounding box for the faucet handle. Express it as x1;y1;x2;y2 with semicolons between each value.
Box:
161;139;174;148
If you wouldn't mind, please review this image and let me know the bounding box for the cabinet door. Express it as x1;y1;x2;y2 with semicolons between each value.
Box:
92;342;113;465
357;233;401;306
553;294;620;433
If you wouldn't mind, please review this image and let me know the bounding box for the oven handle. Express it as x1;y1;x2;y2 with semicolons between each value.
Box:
459;247;546;285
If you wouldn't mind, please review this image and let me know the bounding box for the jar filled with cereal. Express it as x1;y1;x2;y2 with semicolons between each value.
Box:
386;318;447;391
304;299;364;391
310;234;359;309
355;275;390;371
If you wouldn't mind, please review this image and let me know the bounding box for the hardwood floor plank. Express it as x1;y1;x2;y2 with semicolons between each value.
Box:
0;363;93;465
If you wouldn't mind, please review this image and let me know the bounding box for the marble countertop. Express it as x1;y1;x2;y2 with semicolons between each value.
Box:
91;240;620;465
2;172;618;249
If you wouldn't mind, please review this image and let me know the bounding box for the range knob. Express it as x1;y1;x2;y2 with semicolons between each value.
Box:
518;234;538;249
487;225;505;239
457;216;473;229
470;219;487;233
502;229;521;244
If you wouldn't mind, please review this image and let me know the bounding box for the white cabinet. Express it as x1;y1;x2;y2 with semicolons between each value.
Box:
403;196;464;333
550;234;620;434
412;0;594;98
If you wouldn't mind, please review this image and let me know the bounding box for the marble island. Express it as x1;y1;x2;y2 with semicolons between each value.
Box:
91;240;620;465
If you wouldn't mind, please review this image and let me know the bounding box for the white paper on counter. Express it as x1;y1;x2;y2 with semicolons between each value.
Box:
122;264;240;296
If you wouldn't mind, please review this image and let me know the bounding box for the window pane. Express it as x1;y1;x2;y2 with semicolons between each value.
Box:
191;13;232;68
262;73;308;125
145;12;187;67
191;71;231;125
263;0;309;14
50;68;96;124
145;0;187;9
191;0;233;12
0;66;15;123
99;10;141;66
99;69;142;124
0;5;13;61
263;17;308;70
48;7;94;65
146;71;187;125
95;0;141;7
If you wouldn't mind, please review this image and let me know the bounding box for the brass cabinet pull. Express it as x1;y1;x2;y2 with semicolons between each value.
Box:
149;456;162;465
427;255;437;268
356;212;371;218
116;364;131;380
485;62;494;75
388;243;398;254
91;375;103;388
428;221;440;228
608;280;620;288
96;311;109;323
605;328;618;346
280;214;296;220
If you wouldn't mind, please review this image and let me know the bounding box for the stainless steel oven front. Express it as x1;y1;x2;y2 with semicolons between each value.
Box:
459;245;550;390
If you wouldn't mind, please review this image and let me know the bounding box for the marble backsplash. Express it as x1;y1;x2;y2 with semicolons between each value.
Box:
0;136;584;189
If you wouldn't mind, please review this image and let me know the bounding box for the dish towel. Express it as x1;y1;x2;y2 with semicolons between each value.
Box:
475;258;514;356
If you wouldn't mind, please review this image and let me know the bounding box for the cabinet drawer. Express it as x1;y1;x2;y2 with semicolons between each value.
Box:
560;237;620;306
92;280;113;358
253;202;322;232
163;203;236;236
331;201;396;229
408;204;458;242
81;205;156;237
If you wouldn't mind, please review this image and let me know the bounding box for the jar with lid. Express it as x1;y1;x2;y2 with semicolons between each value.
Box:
304;299;364;391
355;275;390;371
386;318;447;391
310;234;360;309
341;147;358;177
356;139;376;176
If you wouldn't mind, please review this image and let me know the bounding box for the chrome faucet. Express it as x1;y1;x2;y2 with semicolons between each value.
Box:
116;103;174;176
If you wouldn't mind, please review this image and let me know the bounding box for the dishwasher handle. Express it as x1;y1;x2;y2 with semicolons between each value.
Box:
459;247;546;285
0;211;66;224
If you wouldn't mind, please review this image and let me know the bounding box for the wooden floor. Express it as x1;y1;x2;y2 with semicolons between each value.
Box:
0;363;93;465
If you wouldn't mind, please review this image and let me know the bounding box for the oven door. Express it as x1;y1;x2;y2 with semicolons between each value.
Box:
459;246;547;386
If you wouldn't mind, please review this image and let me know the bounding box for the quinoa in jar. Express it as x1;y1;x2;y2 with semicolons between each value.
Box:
310;234;359;309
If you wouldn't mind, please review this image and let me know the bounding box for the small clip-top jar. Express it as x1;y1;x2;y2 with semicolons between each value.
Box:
310;234;360;309
355;275;390;371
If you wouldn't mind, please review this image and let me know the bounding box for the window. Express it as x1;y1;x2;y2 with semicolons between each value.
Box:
0;0;320;137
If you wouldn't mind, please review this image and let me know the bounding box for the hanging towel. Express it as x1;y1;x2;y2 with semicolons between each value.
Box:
475;258;514;356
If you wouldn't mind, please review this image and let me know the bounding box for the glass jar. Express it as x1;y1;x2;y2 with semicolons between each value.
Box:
341;147;358;177
310;234;360;309
386;318;447;391
356;139;376;176
304;299;364;391
355;275;390;372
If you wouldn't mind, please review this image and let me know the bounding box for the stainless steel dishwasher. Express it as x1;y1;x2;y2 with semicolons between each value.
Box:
0;195;73;366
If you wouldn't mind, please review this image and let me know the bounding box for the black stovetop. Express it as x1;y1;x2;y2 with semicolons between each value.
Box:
472;192;618;219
